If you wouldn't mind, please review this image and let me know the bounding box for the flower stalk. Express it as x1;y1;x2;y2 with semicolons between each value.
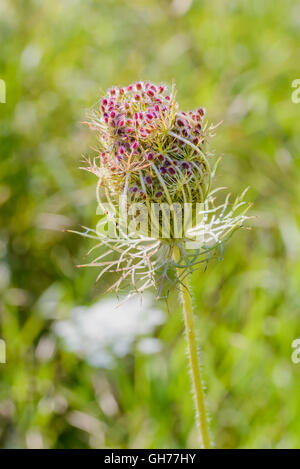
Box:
173;245;211;449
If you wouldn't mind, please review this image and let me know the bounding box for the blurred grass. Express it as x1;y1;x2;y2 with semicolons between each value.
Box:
1;0;300;448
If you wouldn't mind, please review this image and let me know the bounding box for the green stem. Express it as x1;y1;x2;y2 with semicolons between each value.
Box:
173;245;211;449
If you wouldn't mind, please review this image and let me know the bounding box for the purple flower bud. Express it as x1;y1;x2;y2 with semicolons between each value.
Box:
147;152;154;161
159;166;167;174
181;161;190;170
132;141;139;150
145;176;152;185
100;152;107;163
168;167;176;175
155;191;163;198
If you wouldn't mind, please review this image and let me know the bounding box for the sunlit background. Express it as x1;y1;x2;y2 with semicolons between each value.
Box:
1;0;300;449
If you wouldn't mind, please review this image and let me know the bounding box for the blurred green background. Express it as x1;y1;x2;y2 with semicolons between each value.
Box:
1;0;300;449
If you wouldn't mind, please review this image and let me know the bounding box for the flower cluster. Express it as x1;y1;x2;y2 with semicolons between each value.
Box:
75;82;251;297
85;81;211;205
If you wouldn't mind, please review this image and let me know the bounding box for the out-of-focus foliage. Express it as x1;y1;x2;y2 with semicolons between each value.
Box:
0;0;300;449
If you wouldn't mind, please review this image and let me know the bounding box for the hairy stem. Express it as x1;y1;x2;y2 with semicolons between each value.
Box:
173;245;211;449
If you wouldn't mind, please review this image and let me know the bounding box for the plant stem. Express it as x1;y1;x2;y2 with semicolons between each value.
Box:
173;245;211;449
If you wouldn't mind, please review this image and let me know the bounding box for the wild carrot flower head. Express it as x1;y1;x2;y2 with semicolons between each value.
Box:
76;82;251;297
85;81;211;206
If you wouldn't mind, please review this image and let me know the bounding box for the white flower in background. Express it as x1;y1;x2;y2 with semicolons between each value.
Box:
53;294;165;368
